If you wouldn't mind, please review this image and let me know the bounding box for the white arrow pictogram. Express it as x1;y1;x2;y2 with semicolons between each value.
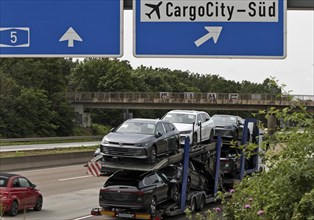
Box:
194;26;223;47
59;27;83;47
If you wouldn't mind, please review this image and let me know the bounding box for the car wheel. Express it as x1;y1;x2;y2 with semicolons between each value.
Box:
190;197;196;212
186;177;191;193
171;184;180;202
235;131;239;141
34;196;43;211
209;130;214;143
149;196;157;215
148;146;157;164
204;157;211;171
231;164;238;177
9;200;19;216
197;195;205;211
171;142;179;155
218;172;226;192
192;133;197;146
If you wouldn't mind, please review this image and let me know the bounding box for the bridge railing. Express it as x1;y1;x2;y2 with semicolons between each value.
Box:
67;92;314;106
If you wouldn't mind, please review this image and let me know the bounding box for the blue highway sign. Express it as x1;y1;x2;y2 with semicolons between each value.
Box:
134;0;286;58
0;0;122;57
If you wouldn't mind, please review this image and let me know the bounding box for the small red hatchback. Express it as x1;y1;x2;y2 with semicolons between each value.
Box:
0;173;43;216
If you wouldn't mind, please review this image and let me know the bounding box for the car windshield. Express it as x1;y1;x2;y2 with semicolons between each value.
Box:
115;121;156;135
212;116;237;124
163;113;195;124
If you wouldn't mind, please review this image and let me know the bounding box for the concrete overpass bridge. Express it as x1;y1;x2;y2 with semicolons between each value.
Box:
67;92;314;128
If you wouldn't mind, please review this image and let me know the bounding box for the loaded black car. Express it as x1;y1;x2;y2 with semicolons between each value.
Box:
160;160;209;193
211;114;245;143
99;170;179;215
99;118;180;164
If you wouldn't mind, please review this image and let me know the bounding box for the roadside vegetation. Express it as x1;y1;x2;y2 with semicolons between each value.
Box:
0;58;281;138
185;91;314;219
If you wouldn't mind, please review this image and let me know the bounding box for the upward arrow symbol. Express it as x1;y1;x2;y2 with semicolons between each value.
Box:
59;27;83;47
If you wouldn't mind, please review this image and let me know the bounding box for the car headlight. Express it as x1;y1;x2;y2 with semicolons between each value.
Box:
101;139;109;144
94;148;101;155
134;142;149;147
180;130;192;135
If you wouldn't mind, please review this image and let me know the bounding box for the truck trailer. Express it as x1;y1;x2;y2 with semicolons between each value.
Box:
91;118;261;220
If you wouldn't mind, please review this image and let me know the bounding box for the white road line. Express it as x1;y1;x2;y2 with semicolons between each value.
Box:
72;215;93;220
59;175;92;181
18;164;84;173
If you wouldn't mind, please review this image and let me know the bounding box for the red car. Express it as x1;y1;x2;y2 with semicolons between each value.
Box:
0;173;43;216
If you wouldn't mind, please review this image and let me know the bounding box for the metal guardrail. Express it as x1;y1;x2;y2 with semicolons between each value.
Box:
0;135;103;143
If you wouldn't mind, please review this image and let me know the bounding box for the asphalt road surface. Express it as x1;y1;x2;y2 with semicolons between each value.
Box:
1;165;221;220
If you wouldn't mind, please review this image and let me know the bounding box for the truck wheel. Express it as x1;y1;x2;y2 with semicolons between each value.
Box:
9;200;19;216
190;198;196;213
197;195;205;211
149;196;157;215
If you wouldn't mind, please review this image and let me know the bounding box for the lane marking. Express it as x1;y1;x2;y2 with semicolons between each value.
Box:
17;164;84;173
72;215;93;220
59;175;92;182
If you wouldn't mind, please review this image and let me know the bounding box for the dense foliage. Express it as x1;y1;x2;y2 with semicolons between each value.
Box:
220;106;314;220
1;58;282;137
185;103;314;220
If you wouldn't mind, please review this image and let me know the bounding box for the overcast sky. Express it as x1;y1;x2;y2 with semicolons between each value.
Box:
119;10;314;95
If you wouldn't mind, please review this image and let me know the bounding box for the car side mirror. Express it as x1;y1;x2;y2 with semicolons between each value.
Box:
110;127;115;132
31;183;36;188
155;131;162;137
197;121;202;126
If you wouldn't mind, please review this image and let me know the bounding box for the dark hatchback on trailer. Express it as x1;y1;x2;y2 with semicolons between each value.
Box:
99;169;180;215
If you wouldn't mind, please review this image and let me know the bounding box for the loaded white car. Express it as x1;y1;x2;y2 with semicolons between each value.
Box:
162;110;215;146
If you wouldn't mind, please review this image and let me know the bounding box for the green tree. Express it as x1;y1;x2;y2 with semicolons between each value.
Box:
70;58;134;92
0;58;75;137
219;103;314;219
11;88;56;137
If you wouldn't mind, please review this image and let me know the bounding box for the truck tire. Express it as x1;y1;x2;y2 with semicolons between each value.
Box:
190;198;196;213
149;196;157;215
197;195;205;211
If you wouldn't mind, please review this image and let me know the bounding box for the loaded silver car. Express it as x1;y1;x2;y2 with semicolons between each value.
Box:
100;118;180;164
